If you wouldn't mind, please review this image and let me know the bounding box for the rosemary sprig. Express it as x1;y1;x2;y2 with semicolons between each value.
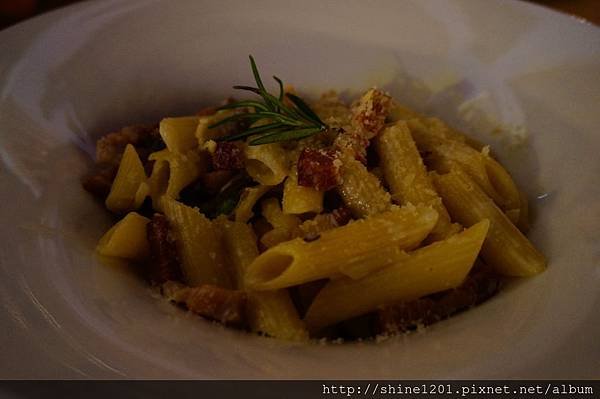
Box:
211;55;328;145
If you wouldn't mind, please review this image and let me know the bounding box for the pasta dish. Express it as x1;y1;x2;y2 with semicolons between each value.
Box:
83;56;546;341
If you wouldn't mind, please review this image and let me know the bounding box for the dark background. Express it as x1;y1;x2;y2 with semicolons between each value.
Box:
0;0;599;31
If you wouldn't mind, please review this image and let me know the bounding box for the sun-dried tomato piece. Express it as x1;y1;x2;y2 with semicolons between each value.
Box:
212;142;244;171
297;148;340;191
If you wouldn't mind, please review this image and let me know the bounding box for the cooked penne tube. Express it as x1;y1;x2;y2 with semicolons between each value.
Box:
105;144;149;213
304;220;490;331
337;153;392;217
161;197;231;287
433;169;546;276
159;116;199;153
220;220;308;340
282;167;324;214
245;204;438;290
376;121;456;240
244;142;289;185
148;149;205;209
96;212;150;261
408;118;520;211
195;109;236;145
234;185;273;223
260;197;302;248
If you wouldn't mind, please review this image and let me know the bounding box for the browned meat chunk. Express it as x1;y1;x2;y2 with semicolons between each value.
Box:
146;214;182;284
212;142;244;171
297;147;340;191
174;285;248;329
351;88;392;139
333;89;392;163
83;124;163;200
331;206;353;226
81;165;117;199
96;124;159;166
375;270;501;335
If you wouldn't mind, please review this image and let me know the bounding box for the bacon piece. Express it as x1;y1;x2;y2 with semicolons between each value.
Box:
212;142;244;171
173;285;248;329
297;148;340;191
333;89;392;163
146;214;182;284
333;129;369;164
81;164;117;199
331;206;353;226
96;124;159;166
375;271;501;335
83;124;162;199
351;88;392;139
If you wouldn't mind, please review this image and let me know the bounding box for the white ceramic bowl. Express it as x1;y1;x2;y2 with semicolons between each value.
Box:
0;0;599;378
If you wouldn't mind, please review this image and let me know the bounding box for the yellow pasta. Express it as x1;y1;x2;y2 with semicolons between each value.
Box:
304;219;490;331
408;118;520;210
220;220;308;340
161;197;231;287
282;167;324;214
85;62;546;341
245;204;438;290
195;109;236;146
433;169;546;276
105;144;149;213
159;116;200;153
260;197;302;248
337;153;392;217
148;149;205;209
244;142;289;185
375;121;456;240
234;185;273;223
96;212;150;261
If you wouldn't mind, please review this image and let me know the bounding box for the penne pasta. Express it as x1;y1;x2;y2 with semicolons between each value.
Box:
337;153;392;218
376;121;456;240
282;167;324;214
433;169;546;276
148;148;205;209
161;197;232;287
84;60;546;340
220;220;308;340
260;197;302;248
234;185;273;223
159;116;199;153
105;144;149;213
96;212;150;261
195;109;236;145
304;220;490;331
244;142;289;185
408;118;520;211
245;204;438;290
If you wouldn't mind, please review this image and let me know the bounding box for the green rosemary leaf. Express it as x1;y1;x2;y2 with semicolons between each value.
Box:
208;112;264;129
286;93;325;126
217;100;268;111
249;127;321;145
214;55;329;145
216;122;286;142
273;76;284;102
249;55;266;94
